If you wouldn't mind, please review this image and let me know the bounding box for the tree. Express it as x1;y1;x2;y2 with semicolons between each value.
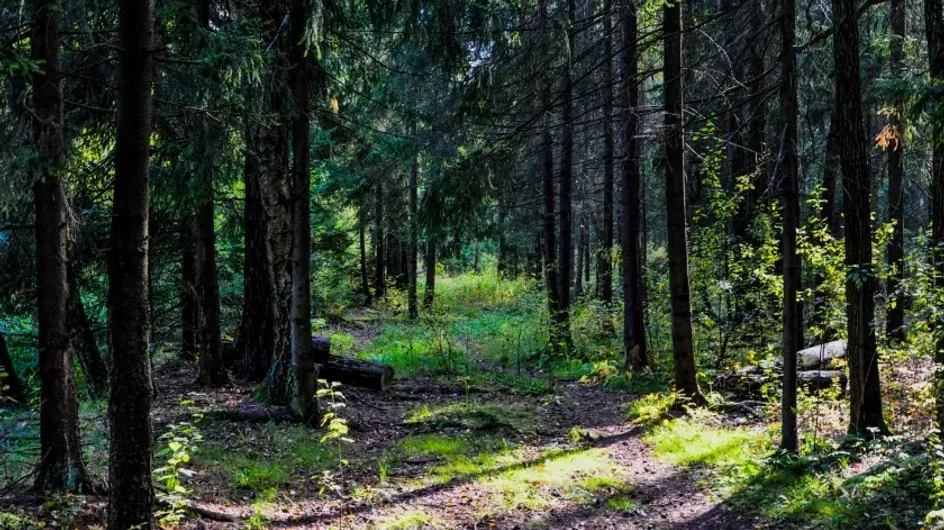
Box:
620;0;646;369
374;179;386;299
409;151;419;320
885;0;905;342
31;0;90;494
107;0;156;523
780;0;800;453
927;0;944;428
194;0;227;386
288;0;319;424
834;0;887;436
597;0;615;305
556;0;575;354
539;0;562;354
663;0;701;400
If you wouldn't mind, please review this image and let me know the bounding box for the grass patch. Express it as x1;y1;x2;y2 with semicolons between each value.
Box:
374;509;445;529
406;402;541;435
624;392;676;425
645;416;766;467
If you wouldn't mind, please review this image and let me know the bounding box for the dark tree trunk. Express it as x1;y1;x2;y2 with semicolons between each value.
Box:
237;117;279;382
67;267;108;399
820;116;840;238
663;0;701;399
180;219;197;361
409;156;419;320
620;0;646;370
539;1;562;352
582;223;590;285
780;0;800;453
424;239;436;307
598;0;614;305
194;0;227;386
835;0;888;436
0;334;26;406
556;0;575;354
886;0;906;342
31;0;90;494
926;0;944;428
288;0;318;424
575;224;585;298
498;185;508;278
360;202;372;306
107;0;155;522
374;180;386;299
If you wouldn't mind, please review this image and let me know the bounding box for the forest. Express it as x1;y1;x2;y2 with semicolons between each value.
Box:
1;0;943;527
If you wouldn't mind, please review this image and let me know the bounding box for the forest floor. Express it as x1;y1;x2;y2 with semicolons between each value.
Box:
0;276;937;529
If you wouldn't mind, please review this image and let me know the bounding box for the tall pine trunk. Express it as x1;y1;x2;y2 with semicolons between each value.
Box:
374;180;385;299
926;0;944;428
556;0;575;354
620;0;646;369
424;239;436;307
31;0;90;494
835;0;888;435
408;154;419;319
780;0;800;453
663;0;701;399
288;0;318;424
886;0;906;341
539;1;561;353
360;202;372;305
107;0;155;522
180;219;197;361
67;267;108;399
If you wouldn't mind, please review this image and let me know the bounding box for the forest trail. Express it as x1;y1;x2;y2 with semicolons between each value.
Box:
154;360;757;530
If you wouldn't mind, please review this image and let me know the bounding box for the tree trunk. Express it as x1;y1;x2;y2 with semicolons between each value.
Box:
424;239;436;307
194;0;227;386
108;0;155;522
180;219;197;361
0;334;26;406
663;0;701;400
598;0;614;305
835;0;888;436
409;155;419;320
886;0;906;342
288;0;318;425
67;267;108;399
374;180;386;299
780;0;800;453
927;0;944;429
575;224;585;298
31;0;90;494
556;0;575;355
539;1;562;353
620;0;646;370
360;202;372;306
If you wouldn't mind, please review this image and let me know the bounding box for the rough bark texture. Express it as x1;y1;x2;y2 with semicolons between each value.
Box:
310;336;395;391
67;267;108;399
288;0;318;425
620;0;646;370
780;0;800;453
556;0;575;354
886;0;905;341
424;238;436;307
0;334;26;406
108;0;155;522
663;0;701;399
539;0;562;353
31;0;90;494
835;0;888;435
927;0;944;429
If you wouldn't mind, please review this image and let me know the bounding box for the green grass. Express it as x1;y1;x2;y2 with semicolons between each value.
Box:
374;509;445;529
406;402;542;435
645;417;932;529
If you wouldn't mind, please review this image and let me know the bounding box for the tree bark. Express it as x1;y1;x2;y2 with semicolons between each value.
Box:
886;0;906;342
288;0;318;425
31;0;90;494
107;0;155;522
67;267;108;399
835;0;888;436
556;0;575;354
359;202;372;306
663;0;701;399
374;180;386;299
780;0;800;453
598;0;614;305
424;239;436;307
620;0;646;370
194;0;227;386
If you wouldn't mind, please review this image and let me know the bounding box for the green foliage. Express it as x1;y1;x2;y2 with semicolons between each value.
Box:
0;513;38;530
154;400;204;527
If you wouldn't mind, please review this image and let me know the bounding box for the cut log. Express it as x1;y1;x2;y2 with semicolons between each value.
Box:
310;335;394;391
798;370;847;393
797;341;846;370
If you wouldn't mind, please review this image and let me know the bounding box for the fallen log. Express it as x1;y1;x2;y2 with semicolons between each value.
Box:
798;370;847;393
310;336;394;391
797;341;846;370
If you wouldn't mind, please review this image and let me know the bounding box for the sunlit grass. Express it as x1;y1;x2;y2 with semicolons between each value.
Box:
374;509;445;530
406;402;541;435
